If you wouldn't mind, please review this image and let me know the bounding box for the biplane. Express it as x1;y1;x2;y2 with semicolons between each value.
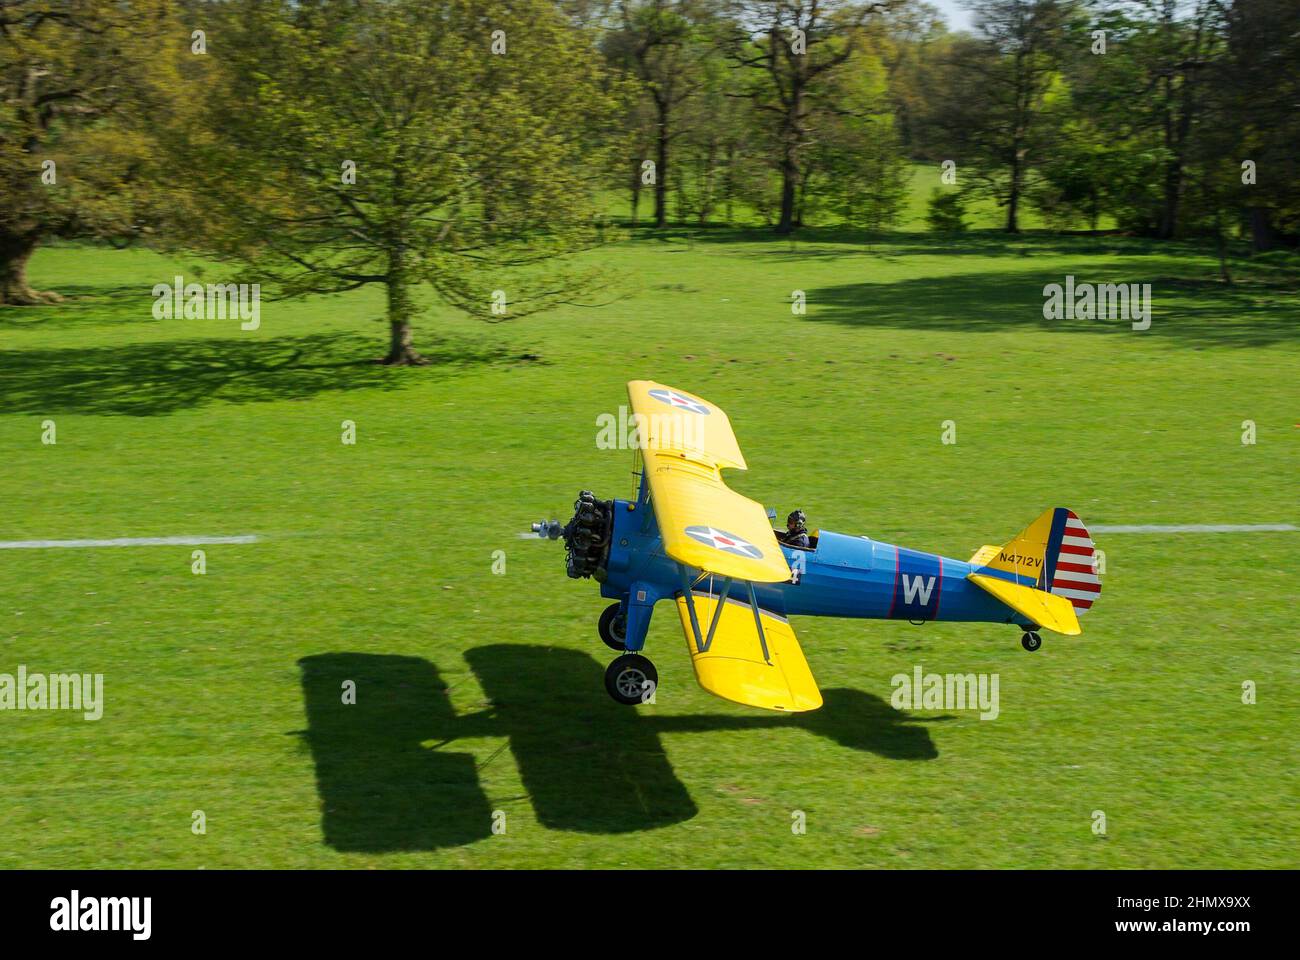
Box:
532;381;1102;713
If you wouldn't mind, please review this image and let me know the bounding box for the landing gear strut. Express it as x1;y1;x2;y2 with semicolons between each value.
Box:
1020;631;1043;652
604;653;657;705
598;602;627;651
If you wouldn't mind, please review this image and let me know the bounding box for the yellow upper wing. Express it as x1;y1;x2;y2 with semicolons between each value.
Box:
627;381;790;583
626;380;747;469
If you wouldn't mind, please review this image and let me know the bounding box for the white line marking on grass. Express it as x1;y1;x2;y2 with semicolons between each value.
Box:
1090;524;1296;534
0;535;260;550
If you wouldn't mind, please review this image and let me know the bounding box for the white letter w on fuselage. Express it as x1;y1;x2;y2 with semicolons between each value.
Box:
901;575;935;606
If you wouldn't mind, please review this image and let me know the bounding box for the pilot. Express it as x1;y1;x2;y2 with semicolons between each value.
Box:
779;509;810;549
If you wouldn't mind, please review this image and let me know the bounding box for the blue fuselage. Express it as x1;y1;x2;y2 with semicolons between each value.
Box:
596;497;1029;652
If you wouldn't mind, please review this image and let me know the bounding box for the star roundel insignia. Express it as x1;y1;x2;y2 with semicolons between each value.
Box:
647;388;710;416
684;525;763;560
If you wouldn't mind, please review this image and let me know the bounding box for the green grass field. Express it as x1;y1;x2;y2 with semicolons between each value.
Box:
1;223;1297;868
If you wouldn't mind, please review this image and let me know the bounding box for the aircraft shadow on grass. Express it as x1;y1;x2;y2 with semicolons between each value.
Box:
297;646;943;853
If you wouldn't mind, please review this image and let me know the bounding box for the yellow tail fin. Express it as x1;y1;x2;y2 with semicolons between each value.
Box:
968;507;1056;583
970;507;1102;619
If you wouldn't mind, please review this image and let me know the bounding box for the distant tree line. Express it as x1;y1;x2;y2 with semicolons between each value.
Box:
3;0;1296;351
601;0;1299;246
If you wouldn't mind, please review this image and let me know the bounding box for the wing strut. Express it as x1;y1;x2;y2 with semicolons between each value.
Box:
677;564;769;662
678;565;703;651
679;565;736;653
745;580;772;664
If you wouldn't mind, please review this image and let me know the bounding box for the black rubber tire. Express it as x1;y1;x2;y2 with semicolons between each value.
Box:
1021;632;1042;652
604;654;658;705
598;603;627;651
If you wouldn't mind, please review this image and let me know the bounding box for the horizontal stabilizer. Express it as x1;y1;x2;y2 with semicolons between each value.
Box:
967;573;1081;636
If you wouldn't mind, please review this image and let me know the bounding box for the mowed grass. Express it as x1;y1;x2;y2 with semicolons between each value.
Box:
1;226;1297;869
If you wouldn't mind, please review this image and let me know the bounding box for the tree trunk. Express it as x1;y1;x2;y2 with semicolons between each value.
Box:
1158;162;1182;239
0;232;61;305
776;82;804;235
1214;211;1233;285
380;244;426;366
724;142;736;225
1248;207;1274;253
795;166;813;229
654;109;669;229
776;128;800;234
630;156;642;225
1006;152;1022;234
1158;70;1192;240
776;163;797;234
698;137;718;226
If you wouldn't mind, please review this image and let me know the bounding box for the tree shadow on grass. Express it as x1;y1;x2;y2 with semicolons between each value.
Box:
0;332;530;416
632;224;1300;274
296;647;941;852
645;225;1159;256
804;269;1300;349
0;283;157;329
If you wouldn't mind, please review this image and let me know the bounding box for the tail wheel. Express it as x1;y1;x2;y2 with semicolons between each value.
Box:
598;602;627;651
1021;631;1042;652
604;654;657;705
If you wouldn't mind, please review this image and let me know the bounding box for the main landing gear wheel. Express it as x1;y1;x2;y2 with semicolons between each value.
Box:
1021;631;1043;652
604;653;657;705
598;602;627;651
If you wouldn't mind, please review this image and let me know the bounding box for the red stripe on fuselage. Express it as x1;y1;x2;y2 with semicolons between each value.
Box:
887;545;901;620
935;556;943;618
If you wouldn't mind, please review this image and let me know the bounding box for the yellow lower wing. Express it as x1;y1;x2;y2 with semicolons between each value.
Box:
967;573;1082;636
675;593;822;712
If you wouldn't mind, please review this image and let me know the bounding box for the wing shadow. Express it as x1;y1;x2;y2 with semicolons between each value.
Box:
296;647;942;852
463;644;698;833
297;653;493;852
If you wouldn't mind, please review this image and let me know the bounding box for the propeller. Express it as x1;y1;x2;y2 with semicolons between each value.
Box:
520;517;564;540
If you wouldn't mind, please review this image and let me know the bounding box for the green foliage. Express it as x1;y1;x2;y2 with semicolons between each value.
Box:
920;1;1080;231
0;0;185;300
805;40;909;230
925;189;967;232
167;0;618;358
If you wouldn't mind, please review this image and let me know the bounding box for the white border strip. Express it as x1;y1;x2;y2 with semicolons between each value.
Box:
1089;524;1296;534
0;535;260;550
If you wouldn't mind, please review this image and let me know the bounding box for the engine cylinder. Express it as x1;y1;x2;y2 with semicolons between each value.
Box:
563;490;613;580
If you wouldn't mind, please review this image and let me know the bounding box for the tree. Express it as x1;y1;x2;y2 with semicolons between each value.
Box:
606;1;717;228
1101;0;1222;239
803;29;909;229
173;0;616;364
1211;0;1300;249
1068;1;1224;238
0;0;180;304
926;0;1077;232
670;36;759;224
726;0;901;234
876;0;947;157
